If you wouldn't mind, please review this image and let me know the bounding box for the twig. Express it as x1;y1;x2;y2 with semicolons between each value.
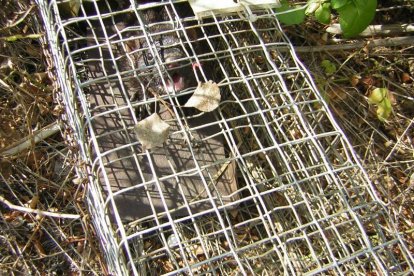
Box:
384;118;414;163
0;79;13;94
293;36;414;53
327;23;414;37
0;121;63;156
0;5;35;31
376;5;413;12
0;195;80;219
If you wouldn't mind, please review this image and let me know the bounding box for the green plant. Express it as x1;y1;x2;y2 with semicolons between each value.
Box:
321;59;337;75
275;0;377;38
368;87;393;122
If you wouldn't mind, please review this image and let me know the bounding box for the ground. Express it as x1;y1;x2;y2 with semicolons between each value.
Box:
0;0;412;274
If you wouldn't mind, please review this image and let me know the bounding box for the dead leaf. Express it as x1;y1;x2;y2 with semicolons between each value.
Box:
361;75;375;90
401;72;412;84
29;194;39;209
33;72;52;85
33;239;46;257
0;160;12;179
350;75;360;87
134;113;170;149
255;55;265;65
388;90;396;105
59;0;81;17
184;81;221;112
191;244;204;256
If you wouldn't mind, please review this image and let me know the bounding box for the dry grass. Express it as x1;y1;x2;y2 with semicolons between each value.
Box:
0;0;412;274
0;1;104;274
285;0;414;257
303;45;414;254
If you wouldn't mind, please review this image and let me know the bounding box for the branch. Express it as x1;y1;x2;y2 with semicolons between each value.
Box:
0;195;80;219
0;5;36;31
0;121;63;157
326;23;414;37
293;36;414;53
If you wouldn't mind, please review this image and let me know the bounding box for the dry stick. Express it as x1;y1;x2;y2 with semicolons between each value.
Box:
0;195;80;219
0;4;36;31
376;5;413;12
0;121;62;156
0;79;14;94
383;118;414;163
293;36;414;53
327;23;414;37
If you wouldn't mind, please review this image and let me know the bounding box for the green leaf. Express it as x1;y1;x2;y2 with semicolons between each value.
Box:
368;88;393;122
275;0;306;26
321;59;336;75
376;104;391;122
305;0;320;15
315;3;331;24
368;87;387;104
335;0;377;38
331;0;349;9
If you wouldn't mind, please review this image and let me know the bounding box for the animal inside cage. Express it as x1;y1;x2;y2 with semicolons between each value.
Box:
37;0;414;274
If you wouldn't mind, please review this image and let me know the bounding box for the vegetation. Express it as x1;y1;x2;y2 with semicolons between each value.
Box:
0;0;412;273
276;0;377;37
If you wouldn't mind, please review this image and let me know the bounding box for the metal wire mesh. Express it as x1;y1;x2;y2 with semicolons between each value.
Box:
37;0;414;274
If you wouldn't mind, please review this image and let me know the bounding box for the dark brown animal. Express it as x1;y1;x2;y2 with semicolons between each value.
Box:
84;2;238;221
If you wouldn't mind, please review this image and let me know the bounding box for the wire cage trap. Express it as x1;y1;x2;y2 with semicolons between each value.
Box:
37;0;414;274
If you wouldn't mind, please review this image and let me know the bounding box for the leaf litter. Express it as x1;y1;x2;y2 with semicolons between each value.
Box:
184;81;221;112
135;113;171;150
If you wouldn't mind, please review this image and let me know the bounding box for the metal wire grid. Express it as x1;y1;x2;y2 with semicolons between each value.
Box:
37;0;414;274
